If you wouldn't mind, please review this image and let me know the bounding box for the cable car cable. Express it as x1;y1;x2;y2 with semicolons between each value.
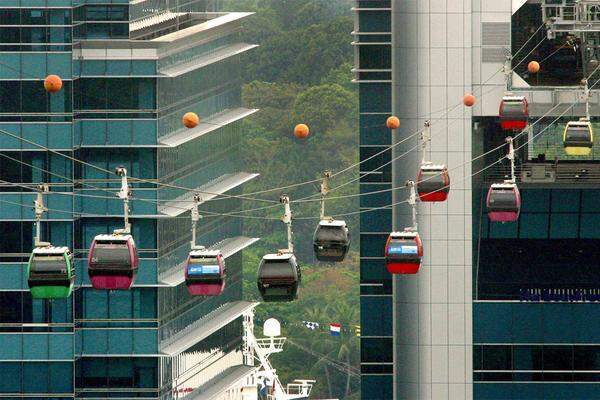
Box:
0;102;581;224
0;25;547;203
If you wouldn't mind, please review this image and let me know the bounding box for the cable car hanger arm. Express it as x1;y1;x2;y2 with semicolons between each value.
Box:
114;167;131;235
34;185;50;248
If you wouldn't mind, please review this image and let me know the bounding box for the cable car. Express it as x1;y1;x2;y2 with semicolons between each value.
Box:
499;95;529;131
385;231;423;274
257;253;300;302
487;182;521;222
88;234;139;290
185;250;226;296
417;164;450;202
27;247;74;299
313;219;350;262
563;119;593;156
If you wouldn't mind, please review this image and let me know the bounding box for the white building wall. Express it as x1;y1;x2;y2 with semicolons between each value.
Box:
392;0;481;399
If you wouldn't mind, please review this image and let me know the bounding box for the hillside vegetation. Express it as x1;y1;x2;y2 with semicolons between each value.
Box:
221;1;361;398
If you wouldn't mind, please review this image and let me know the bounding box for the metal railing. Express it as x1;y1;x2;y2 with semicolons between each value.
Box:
483;161;600;185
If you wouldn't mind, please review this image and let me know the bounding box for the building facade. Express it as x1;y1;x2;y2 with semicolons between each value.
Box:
356;1;600;399
353;1;394;399
0;1;259;398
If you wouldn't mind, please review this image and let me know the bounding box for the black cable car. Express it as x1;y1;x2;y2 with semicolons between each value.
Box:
499;95;529;131
313;219;350;262
27;247;74;299
88;234;139;290
257;253;300;302
486;183;521;222
417;164;450;202
563;119;594;156
185;250;226;296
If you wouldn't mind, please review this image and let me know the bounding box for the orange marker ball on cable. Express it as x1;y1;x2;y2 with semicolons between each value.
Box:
463;93;476;107
182;112;199;129
294;124;310;139
527;61;540;74
386;116;400;130
44;75;63;93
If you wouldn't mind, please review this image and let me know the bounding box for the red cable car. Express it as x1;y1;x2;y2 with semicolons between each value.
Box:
499;95;528;131
385;231;423;274
88;234;139;290
417;164;450;202
486;182;521;222
185;250;226;296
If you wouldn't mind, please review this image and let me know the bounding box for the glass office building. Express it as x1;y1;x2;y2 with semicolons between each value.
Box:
355;1;600;399
353;1;393;399
0;1;259;398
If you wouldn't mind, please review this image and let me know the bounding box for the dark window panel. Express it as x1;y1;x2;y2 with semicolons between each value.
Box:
361;338;393;363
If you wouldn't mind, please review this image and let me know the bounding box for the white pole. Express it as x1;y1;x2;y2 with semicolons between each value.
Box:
319;170;331;220
34;185;49;247
506;136;516;183
280;195;293;253
421;120;431;166
190;194;203;250
116;167;131;234
406;180;418;231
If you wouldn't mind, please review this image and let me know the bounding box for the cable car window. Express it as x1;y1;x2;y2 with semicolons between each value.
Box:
565;126;591;141
264;287;290;296
418;171;445;188
189;256;218;265
502;102;525;114
260;260;294;278
30;256;66;273
489;190;518;209
91;244;131;265
316;226;347;241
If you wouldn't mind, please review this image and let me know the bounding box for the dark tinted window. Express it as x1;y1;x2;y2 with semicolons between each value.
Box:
315;226;348;242
502;101;525;114
260;259;294;278
489;189;518;208
91;243;130;265
30;256;67;273
565;126;592;142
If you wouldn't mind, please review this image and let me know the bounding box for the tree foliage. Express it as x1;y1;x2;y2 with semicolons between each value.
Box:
220;1;360;398
292;83;358;134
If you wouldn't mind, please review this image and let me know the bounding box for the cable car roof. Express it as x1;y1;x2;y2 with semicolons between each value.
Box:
93;234;132;242
390;230;419;239
490;182;518;189
420;164;447;171
263;253;295;261
318;219;347;227
502;94;526;101
33;246;70;255
190;249;222;257
566;120;592;127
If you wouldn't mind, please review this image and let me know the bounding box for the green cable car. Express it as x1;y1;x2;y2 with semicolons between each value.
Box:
27;246;75;299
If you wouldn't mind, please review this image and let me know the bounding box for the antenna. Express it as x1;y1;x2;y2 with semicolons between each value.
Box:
190;194;204;250
280;195;294;254
421;120;431;165
34;185;50;248
114;167;131;235
506;136;516;183
319;170;332;220
406;180;418;231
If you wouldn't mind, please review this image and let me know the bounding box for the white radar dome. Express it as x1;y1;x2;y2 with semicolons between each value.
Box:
263;318;281;337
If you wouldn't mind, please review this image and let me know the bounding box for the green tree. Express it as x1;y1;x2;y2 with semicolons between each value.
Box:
292;83;358;135
322;62;356;92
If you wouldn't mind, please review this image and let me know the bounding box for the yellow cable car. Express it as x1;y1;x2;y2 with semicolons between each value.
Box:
563;118;593;156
